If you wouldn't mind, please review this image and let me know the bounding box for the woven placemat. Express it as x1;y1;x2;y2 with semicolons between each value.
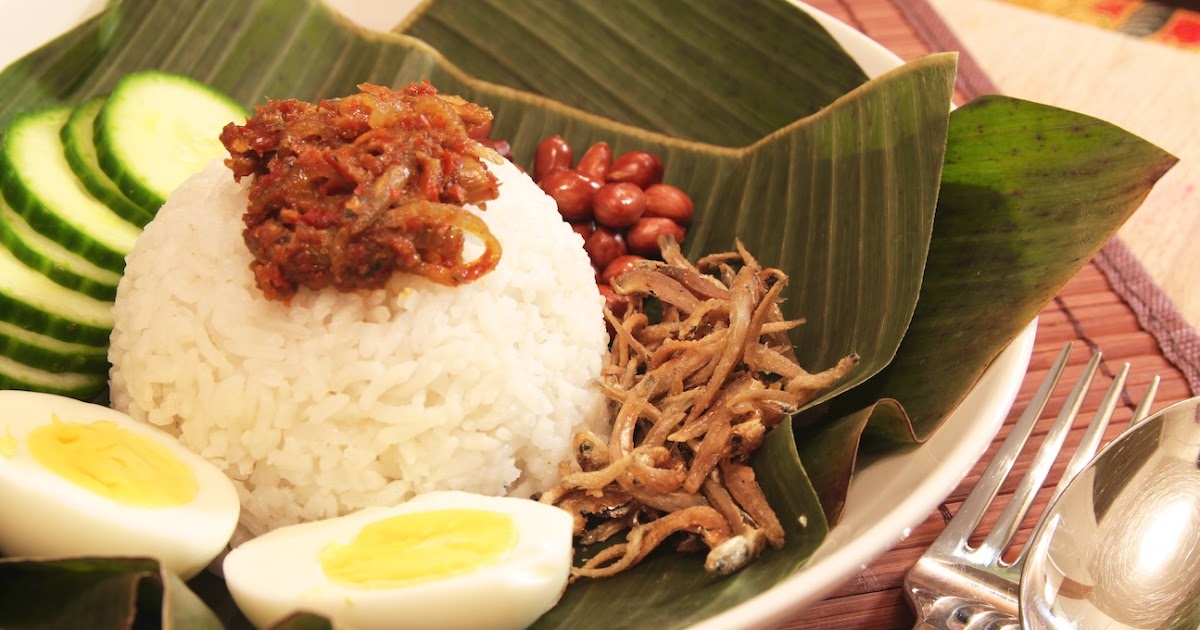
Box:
776;1;1198;627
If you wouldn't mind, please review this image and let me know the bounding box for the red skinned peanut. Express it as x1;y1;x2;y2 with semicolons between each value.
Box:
539;170;600;222
600;254;647;285
593;183;647;229
626;217;686;257
577;142;613;182
569;221;595;242
643;183;694;225
597;283;630;318
583;227;628;270
606;150;664;189
534;135;573;181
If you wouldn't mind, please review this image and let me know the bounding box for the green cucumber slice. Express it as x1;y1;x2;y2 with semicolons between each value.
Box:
95;70;248;209
62;96;156;227
0;240;113;346
0;106;141;273
0;197;120;301
0;353;105;398
0;319;108;374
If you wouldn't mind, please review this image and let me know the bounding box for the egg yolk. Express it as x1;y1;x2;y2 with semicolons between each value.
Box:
320;508;518;588
27;418;198;507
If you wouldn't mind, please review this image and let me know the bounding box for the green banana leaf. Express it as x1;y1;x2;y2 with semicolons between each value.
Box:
0;557;221;629
0;0;1175;628
800;96;1178;523
394;0;870;145
395;0;1177;525
830;95;1178;438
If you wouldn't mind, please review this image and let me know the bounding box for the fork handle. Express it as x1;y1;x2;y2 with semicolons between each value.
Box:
911;598;1020;630
914;617;1018;630
973;616;1019;630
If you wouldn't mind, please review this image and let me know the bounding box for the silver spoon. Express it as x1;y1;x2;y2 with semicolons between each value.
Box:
1020;395;1200;629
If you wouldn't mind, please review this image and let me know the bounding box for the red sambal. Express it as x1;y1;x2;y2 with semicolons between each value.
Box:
220;81;502;302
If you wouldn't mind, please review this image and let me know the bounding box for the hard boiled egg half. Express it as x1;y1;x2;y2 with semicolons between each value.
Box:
223;491;574;630
0;390;240;578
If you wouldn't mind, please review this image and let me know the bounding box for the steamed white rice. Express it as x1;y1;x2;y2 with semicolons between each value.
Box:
108;158;609;541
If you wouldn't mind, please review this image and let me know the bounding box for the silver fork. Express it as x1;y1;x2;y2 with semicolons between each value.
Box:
903;343;1159;629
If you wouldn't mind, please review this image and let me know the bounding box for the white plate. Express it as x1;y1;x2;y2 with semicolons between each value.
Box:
0;1;1036;627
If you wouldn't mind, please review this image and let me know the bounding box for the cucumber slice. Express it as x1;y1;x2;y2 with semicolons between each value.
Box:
0;353;105;399
0;240;113;346
62;96;156;227
0;106;141;273
0;197;120;301
96;70;248;209
0;319;108;374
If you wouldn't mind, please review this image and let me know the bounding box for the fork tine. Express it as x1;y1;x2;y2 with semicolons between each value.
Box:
931;343;1073;553
1006;361;1138;566
905;350;1169;630
1130;374;1160;426
973;350;1101;563
1046;362;1130;506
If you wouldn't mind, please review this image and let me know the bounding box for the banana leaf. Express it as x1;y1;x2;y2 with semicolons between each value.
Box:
394;0;1177;523
827;95;1178;439
0;0;1176;628
798;96;1178;523
394;0;869;145
0;557;221;629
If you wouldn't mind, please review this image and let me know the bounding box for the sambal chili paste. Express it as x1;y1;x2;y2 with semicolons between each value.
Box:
220;81;502;302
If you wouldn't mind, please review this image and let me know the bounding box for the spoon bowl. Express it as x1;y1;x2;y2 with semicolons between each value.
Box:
1020;396;1200;629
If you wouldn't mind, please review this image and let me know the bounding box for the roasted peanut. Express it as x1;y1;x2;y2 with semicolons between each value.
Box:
539;169;600;222
606;150;664;189
527;134;692;271
626;217;686;256
481;138;513;161
597;283;630;318
600;254;647;285
570;220;595;242
643;183;694;225
534;135;573;181
583;227;628;270
593;182;647;229
577;142;613;182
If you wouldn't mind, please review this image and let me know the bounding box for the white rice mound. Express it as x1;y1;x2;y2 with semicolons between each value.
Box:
109;158;609;542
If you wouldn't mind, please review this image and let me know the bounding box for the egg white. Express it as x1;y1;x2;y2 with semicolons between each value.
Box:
0;390;240;578
223;490;574;630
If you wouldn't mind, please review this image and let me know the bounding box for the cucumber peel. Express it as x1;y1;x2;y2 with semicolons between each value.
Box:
0;106;141;273
0;352;105;398
0;318;109;375
95;70;249;209
0;241;114;346
62;96;156;227
0;70;244;398
0;198;120;301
